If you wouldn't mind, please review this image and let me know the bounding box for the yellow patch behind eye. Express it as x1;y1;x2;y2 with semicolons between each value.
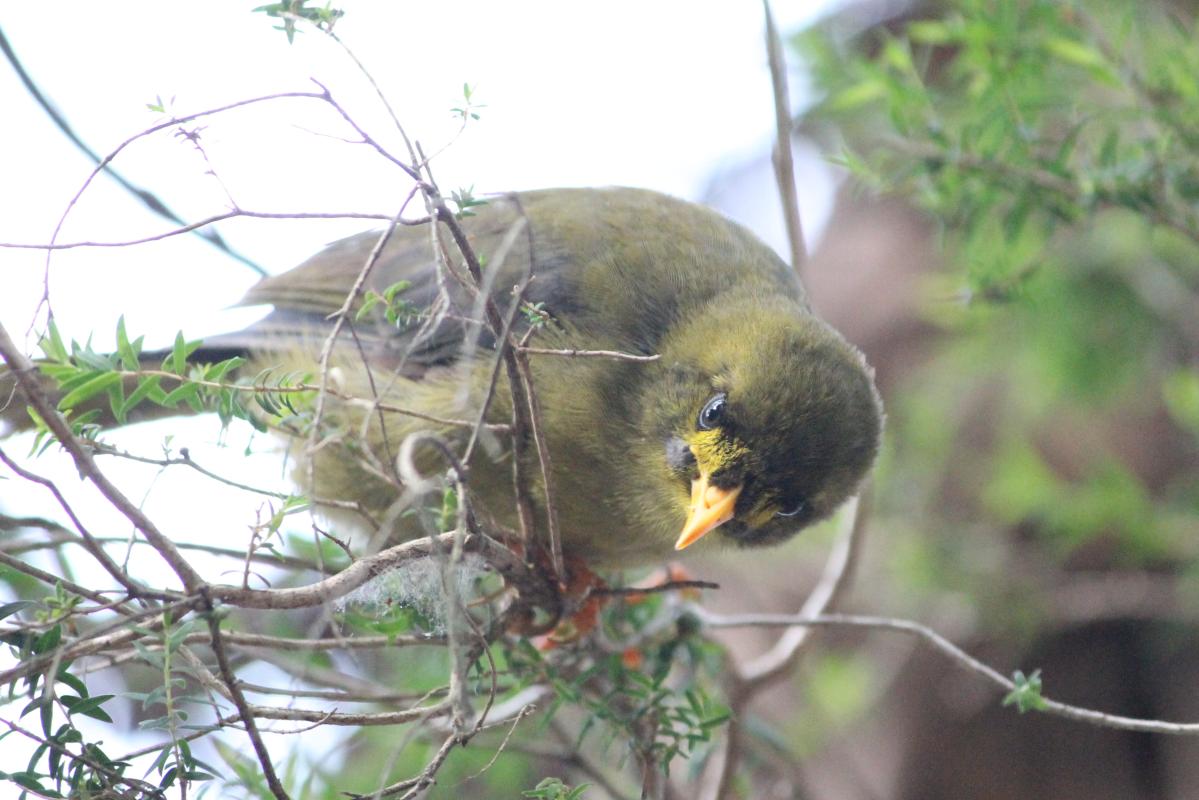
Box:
687;429;748;474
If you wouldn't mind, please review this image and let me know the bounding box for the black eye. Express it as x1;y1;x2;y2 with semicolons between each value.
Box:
697;393;727;430
776;498;808;518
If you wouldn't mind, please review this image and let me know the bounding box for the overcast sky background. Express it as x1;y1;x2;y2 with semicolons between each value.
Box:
0;0;843;782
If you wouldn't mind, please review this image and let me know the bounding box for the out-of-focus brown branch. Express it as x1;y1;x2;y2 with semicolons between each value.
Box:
764;0;808;275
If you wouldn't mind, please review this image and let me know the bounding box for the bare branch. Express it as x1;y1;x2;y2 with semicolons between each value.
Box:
699;610;1199;736
518;346;660;363
200;595;291;800
742;488;870;686
0;209;420;250
763;0;808;274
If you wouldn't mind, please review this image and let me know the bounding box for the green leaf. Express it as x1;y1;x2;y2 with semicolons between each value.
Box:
40;320;68;362
120;375;163;418
0;601;36;621
205;356;246;382
171;332;188;374
57;372;121;411
1002;669;1048;713
107;375;128;424
1043;36;1107;69
65;694;115;722
907;20;957;44
116;316;138;370
161;382;201;408
1043;36;1119;85
166;333;204;375
355;291;381;320
33;624;62;654
55;668;88;698
830;79;886;111
383;280;412;302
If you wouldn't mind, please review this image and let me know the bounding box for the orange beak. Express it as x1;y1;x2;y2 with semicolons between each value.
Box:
674;470;743;551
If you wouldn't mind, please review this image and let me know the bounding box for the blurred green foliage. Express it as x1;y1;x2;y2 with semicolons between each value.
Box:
801;0;1199;572
775;3;1199;777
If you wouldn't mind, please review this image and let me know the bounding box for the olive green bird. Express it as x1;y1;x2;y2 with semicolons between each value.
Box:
196;187;883;567
9;187;882;568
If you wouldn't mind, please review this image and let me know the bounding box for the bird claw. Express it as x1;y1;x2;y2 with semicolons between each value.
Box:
533;554;606;649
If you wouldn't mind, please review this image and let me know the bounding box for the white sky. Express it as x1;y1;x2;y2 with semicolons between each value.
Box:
0;0;841;788
2;1;836;348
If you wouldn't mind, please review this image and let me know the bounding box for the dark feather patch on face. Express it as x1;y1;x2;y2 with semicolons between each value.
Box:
717;317;882;543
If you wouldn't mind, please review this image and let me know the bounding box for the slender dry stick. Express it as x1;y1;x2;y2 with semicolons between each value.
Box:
462;271;532;465
0;448;144;598
0;549;121;607
703;492;867;800
432;197;541;550
305;203;411;508
743;488;869;686
200;595;289;800
0;25;265;275
519;346;660;362
42;89;328;260
514;343;564;579
323;29;418;163
4;532;339;575
178;643;454;727
453;704;538;787
699;610;1199;736
0;210;414;250
456;214;530;463
763;0;808;275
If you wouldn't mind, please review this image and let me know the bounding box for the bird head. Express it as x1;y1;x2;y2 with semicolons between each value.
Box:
644;293;883;552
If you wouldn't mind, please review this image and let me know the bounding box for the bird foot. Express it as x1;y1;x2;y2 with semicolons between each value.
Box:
533;555;606;649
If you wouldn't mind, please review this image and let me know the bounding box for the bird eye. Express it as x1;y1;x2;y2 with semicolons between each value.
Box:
697;393;727;430
776;498;808;518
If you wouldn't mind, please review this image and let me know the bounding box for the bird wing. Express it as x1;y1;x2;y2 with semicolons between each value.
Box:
205;200;537;374
199;187;803;372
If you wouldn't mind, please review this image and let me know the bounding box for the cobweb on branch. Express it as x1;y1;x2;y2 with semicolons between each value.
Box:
337;551;489;635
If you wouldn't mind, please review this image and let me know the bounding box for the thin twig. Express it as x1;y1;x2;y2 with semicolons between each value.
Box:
514;343;564;580
0;22;263;273
0;549;127;608
0;448;144;597
763;0;808;274
0;325;204;592
703;490;870;800
591;580;720;597
0;209;420;250
200;594;290;799
698;610;1199;735
518;346;660;362
742;488;870;686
